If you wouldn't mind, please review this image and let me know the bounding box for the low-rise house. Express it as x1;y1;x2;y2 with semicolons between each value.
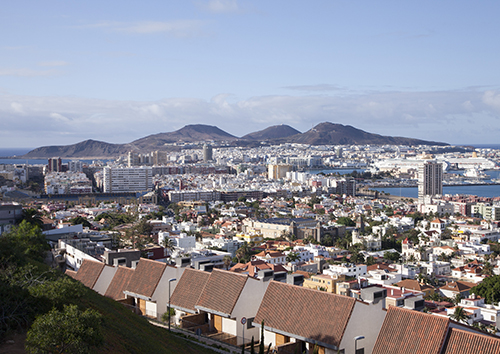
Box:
365;268;402;286
170;268;269;346
66;258;117;296
420;260;451;277
451;260;487;283
104;266;135;301
123;258;184;320
323;262;367;278
253;250;286;265
254;281;386;354
303;273;346;293
394;279;435;297
372;306;500;354
439;280;476;299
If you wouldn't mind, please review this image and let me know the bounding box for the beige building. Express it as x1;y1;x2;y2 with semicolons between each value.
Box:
268;164;292;180
303;273;345;293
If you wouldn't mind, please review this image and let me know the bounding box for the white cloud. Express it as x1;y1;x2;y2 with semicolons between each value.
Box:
482;90;500;112
0;88;499;147
10;102;24;114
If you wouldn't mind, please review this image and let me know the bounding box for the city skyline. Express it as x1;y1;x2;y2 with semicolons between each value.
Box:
2;0;500;147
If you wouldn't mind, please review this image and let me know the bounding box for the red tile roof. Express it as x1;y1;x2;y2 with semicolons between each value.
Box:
372;307;449;354
72;259;105;289
125;258;166;298
254;281;356;349
440;280;475;294
104;266;135;300
443;328;500;354
170;268;210;313
395;279;434;293
195;269;248;317
230;260;287;277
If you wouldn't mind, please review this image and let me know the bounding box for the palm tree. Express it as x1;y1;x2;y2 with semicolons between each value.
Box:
161;238;176;262
223;255;232;270
482;262;494;276
450;306;470;324
20;208;43;227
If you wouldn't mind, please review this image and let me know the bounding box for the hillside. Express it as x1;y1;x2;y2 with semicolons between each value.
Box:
23;139;131;159
0;285;220;354
241;124;301;140
21;122;448;158
0;221;217;354
130;124;238;150
287;122;447;146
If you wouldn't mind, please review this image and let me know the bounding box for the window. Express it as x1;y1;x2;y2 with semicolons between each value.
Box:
246;317;255;329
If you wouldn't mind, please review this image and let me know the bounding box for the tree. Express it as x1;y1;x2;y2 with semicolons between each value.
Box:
482;262;494;276
20;208;43;227
223;255;232;270
4;221;50;262
69;216;92;228
25;304;103;354
161;237;176;261
135;218;153;236
286;252;300;263
471;275;500;304
336;217;355;227
449;306;469;324
384;251;401;263
259;320;265;354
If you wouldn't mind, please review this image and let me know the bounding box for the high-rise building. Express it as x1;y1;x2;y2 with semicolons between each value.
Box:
48;157;62;172
103;167;153;193
68;160;83;172
268;164;292;180
418;160;443;202
203;144;213;162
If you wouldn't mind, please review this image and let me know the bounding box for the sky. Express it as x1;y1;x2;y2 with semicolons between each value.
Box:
1;0;500;148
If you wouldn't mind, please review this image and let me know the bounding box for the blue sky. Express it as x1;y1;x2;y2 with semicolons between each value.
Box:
1;0;500;148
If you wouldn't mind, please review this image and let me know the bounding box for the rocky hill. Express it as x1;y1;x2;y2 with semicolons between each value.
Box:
287;122;447;146
129;124;238;150
241;124;301;140
23;139;132;159
21;122;448;158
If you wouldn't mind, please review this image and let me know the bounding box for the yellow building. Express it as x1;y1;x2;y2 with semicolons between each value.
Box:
303;273;345;293
268;164;292;180
235;232;263;243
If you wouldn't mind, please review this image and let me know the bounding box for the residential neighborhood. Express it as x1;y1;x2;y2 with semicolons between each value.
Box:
3;144;500;352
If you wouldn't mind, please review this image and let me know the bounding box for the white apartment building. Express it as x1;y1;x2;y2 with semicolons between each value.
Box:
103;166;153;193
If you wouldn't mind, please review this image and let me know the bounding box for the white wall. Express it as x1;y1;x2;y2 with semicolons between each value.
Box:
339;300;386;354
222;317;237;336
152;265;186;320
232;278;270;345
93;265;117;295
63;243;97;271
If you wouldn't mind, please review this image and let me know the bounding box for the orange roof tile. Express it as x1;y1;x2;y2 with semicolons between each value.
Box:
170;268;210;313
104;266;135;300
443;328;500;354
395;279;434;293
196;269;248;317
372;307;449;354
254;281;356;349
125;258;166;298
73;259;105;289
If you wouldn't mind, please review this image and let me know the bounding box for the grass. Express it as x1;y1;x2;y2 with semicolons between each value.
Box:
79;288;217;354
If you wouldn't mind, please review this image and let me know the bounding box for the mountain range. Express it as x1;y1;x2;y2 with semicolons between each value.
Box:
23;122;448;158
